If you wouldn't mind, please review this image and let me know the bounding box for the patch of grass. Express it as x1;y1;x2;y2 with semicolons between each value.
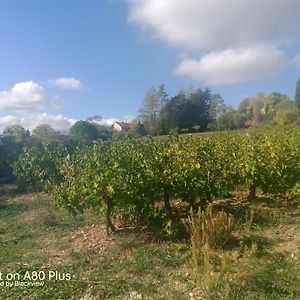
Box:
1;184;300;299
236;254;299;299
192;250;300;300
86;242;189;298
241;234;273;255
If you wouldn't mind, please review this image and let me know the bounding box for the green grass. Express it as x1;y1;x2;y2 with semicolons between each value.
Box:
0;184;299;299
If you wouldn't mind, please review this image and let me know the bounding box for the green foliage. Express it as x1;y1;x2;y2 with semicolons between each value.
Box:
137;85;300;134
2;184;300;300
13;141;77;191
13;127;300;236
234;129;300;198
128;121;147;138
2;124;30;142
94;124;111;140
238;92;295;128
69;120;100;143
159;88;212;134
32;124;64;142
274;107;299;126
0;125;30;177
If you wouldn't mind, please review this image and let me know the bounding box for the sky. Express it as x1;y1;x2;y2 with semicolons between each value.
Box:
1;0;300;132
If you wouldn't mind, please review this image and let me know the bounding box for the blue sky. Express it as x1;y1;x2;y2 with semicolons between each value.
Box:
0;0;300;131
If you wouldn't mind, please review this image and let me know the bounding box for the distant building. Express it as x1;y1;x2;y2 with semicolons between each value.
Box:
113;121;131;132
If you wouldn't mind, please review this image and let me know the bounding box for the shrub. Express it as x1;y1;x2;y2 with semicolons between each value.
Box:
189;204;234;265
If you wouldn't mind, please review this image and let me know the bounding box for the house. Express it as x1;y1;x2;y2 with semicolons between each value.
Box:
113;121;131;132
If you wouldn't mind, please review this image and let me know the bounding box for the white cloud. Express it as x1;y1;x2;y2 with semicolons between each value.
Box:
0;81;86;133
92;118;118;126
0;114;132;132
24;113;77;132
89;116;135;127
49;77;83;90
128;0;300;51
127;0;300;84
0;113;77;133
0;115;20;127
0;81;51;112
175;45;287;85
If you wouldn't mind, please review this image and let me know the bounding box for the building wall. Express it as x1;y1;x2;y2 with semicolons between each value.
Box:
113;123;122;132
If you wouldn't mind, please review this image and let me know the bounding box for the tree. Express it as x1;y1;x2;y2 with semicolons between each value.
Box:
159;88;212;134
159;93;185;133
139;87;158;120
274;107;299;126
157;84;169;108
2;124;29;142
217;106;241;130
1;124;29;177
295;77;300;113
139;85;167;135
32;124;63;142
238;92;293;126
0;136;23;177
238;94;264;127
245;112;263;128
86;115;102;122
94;124;111;140
265;93;293;121
69;121;99;143
208;94;227;131
128;120;147;138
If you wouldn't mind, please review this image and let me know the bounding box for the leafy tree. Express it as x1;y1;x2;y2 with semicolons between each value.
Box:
69;120;99;143
0;125;29;177
245;112;263;128
85;116;111;140
217;106;241;130
128;120;147;137
159;88;212;134
94;124;111;140
208;94;227;131
238;94;264;127
32;124;63;142
274;107;299;126
0;135;24;176
13;141;77;191
265;93;293;121
159;93;184;133
86;115;102;122
2;124;29;142
209;94;225;119
238;92;293;126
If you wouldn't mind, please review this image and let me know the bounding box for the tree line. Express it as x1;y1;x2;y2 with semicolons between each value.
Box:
0;122;110;178
137;79;300;136
1;78;300;178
